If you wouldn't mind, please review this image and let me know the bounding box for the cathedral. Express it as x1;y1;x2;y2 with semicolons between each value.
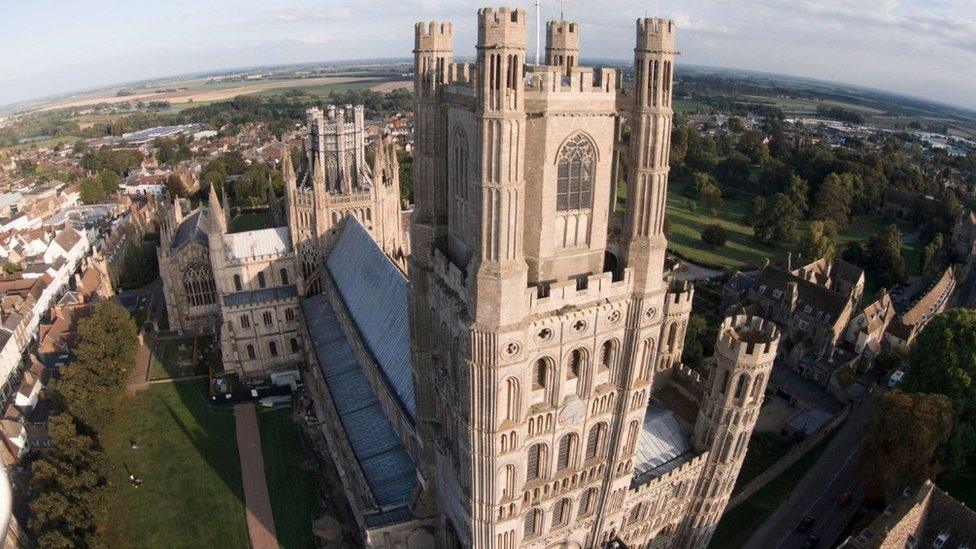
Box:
158;104;405;380
157;8;778;548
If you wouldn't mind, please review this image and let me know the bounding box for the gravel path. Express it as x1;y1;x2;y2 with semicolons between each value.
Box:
234;403;278;549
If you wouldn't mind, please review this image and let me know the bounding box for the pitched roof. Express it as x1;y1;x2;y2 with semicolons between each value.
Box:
326;218;414;421
301;293;416;519
52;227;82;252
222;227;291;261
753;265;850;324
901;267;955;327
171;209;209;250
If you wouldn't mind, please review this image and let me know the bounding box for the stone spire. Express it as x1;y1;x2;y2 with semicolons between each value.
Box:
208;182;226;234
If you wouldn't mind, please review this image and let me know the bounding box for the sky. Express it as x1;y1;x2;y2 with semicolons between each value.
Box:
1;0;975;110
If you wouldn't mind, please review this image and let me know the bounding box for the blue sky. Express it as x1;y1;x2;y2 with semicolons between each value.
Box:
2;0;975;110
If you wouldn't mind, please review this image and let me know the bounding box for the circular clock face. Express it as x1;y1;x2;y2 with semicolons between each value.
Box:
559;395;585;426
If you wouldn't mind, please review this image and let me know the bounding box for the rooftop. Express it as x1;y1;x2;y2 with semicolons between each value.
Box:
326;218;414;421
301;293;416;523
632;400;695;486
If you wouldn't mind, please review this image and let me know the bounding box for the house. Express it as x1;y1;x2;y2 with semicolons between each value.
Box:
841;480;976;548
886;267;956;348
745;256;862;354
845;290;896;358
951;210;976;260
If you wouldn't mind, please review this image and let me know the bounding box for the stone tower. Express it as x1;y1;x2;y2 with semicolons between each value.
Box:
623;17;676;293
408;9;699;548
284;106;404;295
545;20;579;75
683;315;779;546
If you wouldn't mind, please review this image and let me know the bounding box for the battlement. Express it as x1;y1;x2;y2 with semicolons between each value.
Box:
546;20;579;49
717;314;779;360
477;7;526;48
664;278;694;305
306;105;364;131
414;21;453;51
636;17;677;51
526;268;633;315
524;66;617;96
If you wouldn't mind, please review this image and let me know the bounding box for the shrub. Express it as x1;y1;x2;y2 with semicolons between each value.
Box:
701;223;727;247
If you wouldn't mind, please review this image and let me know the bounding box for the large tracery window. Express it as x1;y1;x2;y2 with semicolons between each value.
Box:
556;134;595;211
182;263;216;307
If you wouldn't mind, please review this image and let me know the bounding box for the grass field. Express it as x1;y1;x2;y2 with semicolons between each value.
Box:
230;211;271;233
149;335;217;380
257;408;319;549
709;431;837;548
99;380;249;548
666;192;786;270
254;78;402;99
666;190;922;273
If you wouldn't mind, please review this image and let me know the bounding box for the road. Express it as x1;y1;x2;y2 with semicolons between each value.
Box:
744;401;871;549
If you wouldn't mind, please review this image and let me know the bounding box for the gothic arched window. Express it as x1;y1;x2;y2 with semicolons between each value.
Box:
578;487;597;518
556;134;595;211
269;341;278;356
182;263;216;307
523;508;542;538
527;443;547;480
257;272;266;288
585;422;607;460
556;433;577;470
233;274;242;292
290;338;300;353
450;127;469;232
246;344;256;359
279;268;289;286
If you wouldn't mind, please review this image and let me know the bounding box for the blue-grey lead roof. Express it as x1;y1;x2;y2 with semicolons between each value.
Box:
170;209;210;250
301;293;417;515
222;284;298;308
325;218;415;421
632;401;695;486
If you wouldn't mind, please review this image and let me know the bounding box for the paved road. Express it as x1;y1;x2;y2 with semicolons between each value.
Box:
745;401;871;549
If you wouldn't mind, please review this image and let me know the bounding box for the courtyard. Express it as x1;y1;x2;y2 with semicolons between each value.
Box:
100;377;317;548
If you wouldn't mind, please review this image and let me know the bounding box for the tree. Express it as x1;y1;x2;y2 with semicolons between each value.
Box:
698;179;723;217
96;170;120;196
860;391;953;502
56;301;137;431
701;224;727;247
787;174;809;217
727;116;745;133
670;126;689;166
29;414;106;547
797;221;838;260
866;224;906;287
79;178;103;204
165;174;185;199
72;140;87;155
681;315;716;368
736;129;771;165
753;193;799;244
812;173;854;228
905;309;976;471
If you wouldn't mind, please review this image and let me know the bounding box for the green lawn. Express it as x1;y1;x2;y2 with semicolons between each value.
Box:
257;408;319;549
709;431;837;548
666;192;787;270
734;432;797;489
99;380;249;548
230;211;271;233
149;335;217;380
666;190;922;273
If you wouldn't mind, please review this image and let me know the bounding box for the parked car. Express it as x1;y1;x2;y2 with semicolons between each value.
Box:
800;533;822;548
837;490;853;507
888;370;905;388
797;515;816;533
